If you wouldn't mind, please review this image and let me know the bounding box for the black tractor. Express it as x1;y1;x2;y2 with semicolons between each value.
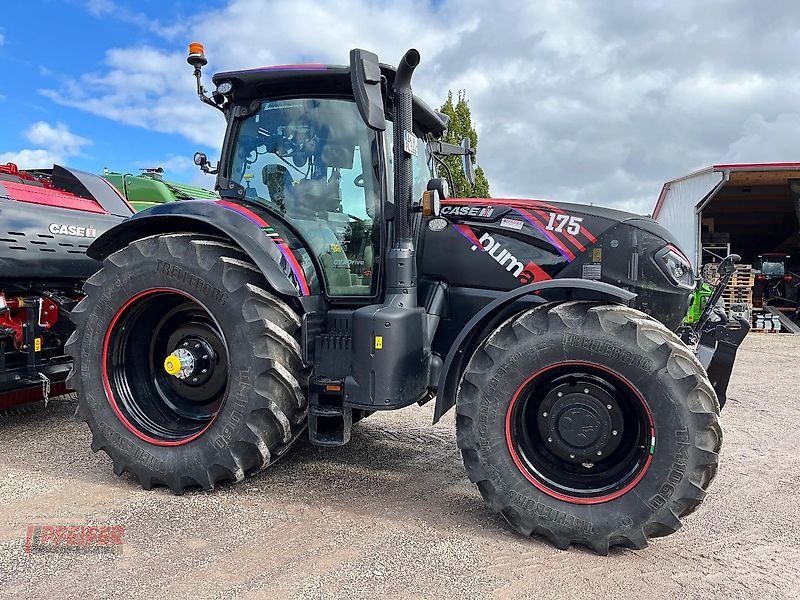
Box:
65;45;747;553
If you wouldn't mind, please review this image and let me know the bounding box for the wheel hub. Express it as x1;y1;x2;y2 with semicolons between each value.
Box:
538;381;624;464
163;336;215;387
164;348;196;380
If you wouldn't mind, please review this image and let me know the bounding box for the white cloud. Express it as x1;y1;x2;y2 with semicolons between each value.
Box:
42;0;800;213
0;33;5;47
0;148;62;168
0;122;92;168
26;122;91;155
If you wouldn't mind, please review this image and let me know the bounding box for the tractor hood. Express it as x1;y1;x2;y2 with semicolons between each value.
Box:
459;197;674;233
423;197;694;331
444;197;685;254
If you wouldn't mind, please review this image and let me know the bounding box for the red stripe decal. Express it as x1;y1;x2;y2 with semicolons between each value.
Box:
441;198;597;244
217;199;270;227
279;243;310;296
516;208;576;261
452;223;484;249
532;208;586;253
216;200;309;296
442;197;565;212
523;261;552;282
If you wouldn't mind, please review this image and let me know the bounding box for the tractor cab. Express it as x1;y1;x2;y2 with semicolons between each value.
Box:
187;46;469;301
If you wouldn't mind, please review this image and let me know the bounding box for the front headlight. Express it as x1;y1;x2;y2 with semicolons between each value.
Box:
656;245;694;289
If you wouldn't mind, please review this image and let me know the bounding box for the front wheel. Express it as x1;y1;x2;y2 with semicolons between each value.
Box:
456;301;721;554
66;234;309;493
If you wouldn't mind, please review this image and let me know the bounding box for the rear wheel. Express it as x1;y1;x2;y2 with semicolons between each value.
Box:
456;301;721;553
66;234;308;493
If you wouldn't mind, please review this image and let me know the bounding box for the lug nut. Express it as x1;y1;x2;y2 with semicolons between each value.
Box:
194;343;200;349
542;411;548;417
183;342;189;347
202;355;209;360
596;451;602;456
192;377;199;382
612;430;618;436
584;388;589;394
557;392;563;397
606;404;612;410
547;437;553;443
201;369;208;374
569;453;576;459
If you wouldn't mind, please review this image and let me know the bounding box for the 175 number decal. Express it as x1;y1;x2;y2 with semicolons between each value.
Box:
546;212;583;235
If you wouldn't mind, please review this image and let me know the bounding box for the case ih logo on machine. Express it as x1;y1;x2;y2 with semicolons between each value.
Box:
471;232;550;284
441;205;494;218
48;223;98;238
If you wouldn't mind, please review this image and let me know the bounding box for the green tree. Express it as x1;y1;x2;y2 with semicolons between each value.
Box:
438;90;490;198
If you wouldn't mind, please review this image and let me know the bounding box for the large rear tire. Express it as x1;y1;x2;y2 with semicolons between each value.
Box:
66;234;308;493
456;301;721;554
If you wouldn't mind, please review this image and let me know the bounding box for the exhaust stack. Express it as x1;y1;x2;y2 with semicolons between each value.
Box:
386;49;421;304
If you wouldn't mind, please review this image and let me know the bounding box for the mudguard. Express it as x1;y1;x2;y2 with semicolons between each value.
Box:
88;199;303;297
432;279;637;423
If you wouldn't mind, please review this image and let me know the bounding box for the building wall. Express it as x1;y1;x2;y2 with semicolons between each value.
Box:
653;170;724;268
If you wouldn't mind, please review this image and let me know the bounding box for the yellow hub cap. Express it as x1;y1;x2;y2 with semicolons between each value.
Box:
164;354;182;376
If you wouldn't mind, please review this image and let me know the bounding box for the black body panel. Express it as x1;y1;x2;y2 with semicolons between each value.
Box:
421;198;692;359
0;199;125;283
49;165;133;217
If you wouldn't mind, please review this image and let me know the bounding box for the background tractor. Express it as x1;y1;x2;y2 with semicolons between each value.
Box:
103;166;217;211
64;45;747;553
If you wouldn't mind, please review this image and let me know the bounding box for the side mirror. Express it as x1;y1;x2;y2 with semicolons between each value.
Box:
349;49;386;131
460;137;476;187
422;178;448;216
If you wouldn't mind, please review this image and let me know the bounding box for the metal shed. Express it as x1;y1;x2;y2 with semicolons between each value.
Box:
652;163;800;269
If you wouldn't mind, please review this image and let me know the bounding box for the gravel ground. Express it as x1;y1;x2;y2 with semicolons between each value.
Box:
0;334;799;599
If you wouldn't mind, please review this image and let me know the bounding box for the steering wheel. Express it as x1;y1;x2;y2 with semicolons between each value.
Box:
354;174;364;188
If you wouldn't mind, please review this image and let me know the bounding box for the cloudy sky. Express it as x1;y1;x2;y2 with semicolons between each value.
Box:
1;0;798;213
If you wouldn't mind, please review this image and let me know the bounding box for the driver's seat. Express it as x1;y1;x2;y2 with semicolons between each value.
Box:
285;171;342;218
262;164;293;211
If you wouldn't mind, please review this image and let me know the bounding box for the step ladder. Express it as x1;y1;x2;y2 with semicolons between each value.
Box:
308;380;353;447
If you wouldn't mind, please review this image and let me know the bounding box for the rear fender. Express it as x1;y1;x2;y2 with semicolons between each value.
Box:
88;200;302;297
432;279;637;423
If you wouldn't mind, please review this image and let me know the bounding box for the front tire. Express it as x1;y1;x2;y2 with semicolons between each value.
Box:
66;234;308;493
456;301;721;554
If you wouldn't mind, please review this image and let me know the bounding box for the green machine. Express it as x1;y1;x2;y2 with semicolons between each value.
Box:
103;167;217;211
684;280;715;324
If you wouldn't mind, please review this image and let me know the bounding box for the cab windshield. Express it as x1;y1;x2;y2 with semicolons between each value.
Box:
760;260;786;277
228;98;380;296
